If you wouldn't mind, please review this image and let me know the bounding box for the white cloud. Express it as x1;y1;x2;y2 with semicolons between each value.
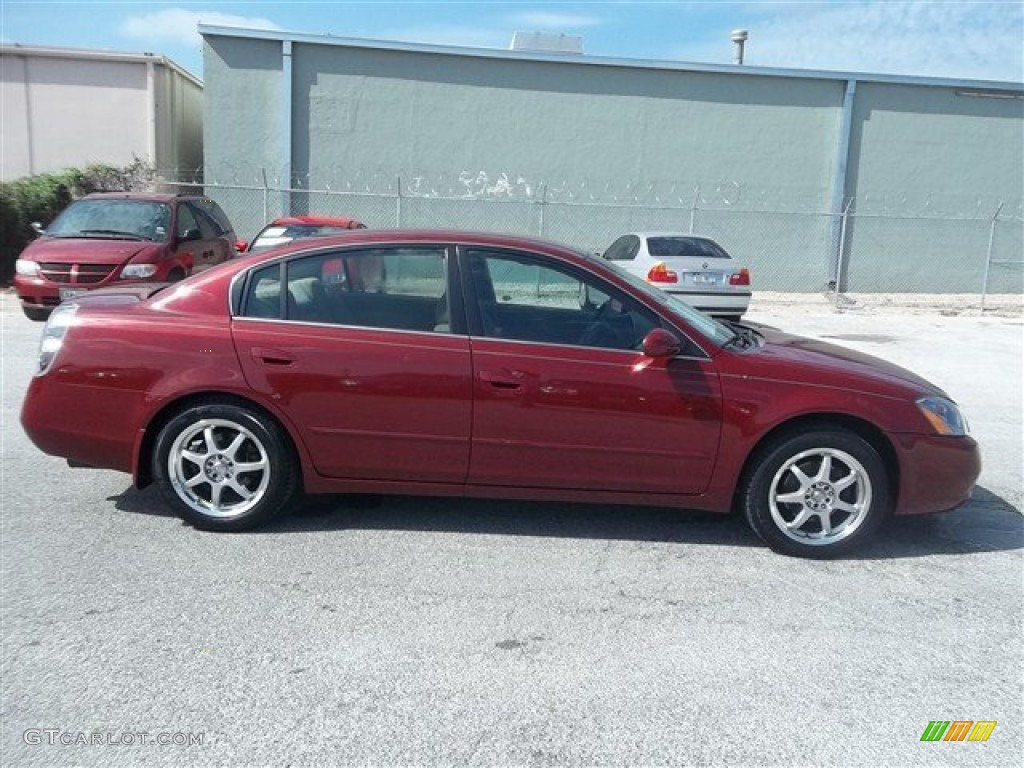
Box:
510;11;603;29
119;8;281;47
678;1;1023;82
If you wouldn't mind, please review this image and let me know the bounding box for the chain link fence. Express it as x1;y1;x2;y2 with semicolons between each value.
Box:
152;170;1022;310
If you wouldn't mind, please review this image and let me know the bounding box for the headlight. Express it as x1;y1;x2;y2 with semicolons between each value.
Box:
121;264;158;279
916;396;968;436
36;303;78;375
16;259;40;277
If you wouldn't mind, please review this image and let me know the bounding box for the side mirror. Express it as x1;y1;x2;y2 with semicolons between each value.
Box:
31;222;46;236
641;328;682;358
234;239;248;253
181;228;202;242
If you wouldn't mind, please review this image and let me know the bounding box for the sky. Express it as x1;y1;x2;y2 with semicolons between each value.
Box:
1;0;1022;83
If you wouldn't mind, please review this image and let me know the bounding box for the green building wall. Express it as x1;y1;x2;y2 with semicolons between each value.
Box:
202;29;1022;293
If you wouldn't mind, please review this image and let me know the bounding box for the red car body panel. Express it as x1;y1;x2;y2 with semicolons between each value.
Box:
232;321;473;484
467;338;722;494
269;215;366;229
21;230;980;520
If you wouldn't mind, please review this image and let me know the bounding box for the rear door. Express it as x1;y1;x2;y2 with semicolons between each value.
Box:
232;244;473;483
461;247;723;495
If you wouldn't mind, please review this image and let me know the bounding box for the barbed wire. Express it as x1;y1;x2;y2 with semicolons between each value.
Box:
148;168;1022;222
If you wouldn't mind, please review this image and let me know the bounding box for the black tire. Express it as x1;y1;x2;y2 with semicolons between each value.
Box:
741;428;890;558
167;268;187;282
22;305;51;322
152;401;298;531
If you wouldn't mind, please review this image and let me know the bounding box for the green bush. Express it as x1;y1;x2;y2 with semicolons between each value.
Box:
0;160;155;285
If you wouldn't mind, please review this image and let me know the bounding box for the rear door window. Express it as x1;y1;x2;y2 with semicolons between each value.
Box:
239;247;452;332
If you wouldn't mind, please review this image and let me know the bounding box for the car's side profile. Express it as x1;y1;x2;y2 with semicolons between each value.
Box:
602;232;752;320
13;192;242;321
21;230;979;558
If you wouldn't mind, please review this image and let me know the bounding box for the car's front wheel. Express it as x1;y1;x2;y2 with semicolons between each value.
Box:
741;428;890;558
22;305;51;322
153;401;298;531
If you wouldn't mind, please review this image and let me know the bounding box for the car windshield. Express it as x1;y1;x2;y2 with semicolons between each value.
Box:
647;237;729;259
598;257;736;346
250;224;354;253
46;199;171;242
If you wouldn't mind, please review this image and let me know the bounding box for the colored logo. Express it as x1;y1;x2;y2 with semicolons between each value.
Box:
920;721;997;742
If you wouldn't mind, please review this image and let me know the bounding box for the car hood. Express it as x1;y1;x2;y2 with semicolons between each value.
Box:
23;237;156;264
746;326;945;398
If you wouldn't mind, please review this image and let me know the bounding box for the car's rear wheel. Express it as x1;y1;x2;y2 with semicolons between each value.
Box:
741;428;889;558
22;305;50;322
153;401;298;531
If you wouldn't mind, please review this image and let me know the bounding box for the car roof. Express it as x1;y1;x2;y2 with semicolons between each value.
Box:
269;215;364;228
81;192;184;203
234;228;590;265
629;232;717;240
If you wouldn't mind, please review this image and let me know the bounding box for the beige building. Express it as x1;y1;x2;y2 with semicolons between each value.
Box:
0;44;203;181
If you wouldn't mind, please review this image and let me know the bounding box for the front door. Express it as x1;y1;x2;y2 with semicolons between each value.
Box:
462;247;722;495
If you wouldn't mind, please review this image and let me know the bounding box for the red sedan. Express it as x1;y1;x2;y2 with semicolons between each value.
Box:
21;230;980;557
244;215;366;253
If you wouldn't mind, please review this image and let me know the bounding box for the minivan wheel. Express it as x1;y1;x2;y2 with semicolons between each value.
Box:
741;428;889;558
22;305;51;322
153;401;298;531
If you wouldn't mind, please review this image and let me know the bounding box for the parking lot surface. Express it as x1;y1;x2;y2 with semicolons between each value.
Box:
2;292;1021;767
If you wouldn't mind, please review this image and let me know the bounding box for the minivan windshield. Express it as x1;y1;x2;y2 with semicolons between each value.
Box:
599;257;736;347
47;199;171;242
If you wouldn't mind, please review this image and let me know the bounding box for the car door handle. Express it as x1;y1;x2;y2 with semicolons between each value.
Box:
479;370;522;390
251;347;294;366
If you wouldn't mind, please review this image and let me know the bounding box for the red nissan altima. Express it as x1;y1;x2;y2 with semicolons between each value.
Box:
21;230;980;557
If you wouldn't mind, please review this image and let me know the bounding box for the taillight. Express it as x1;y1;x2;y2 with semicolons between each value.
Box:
729;267;751;286
647;262;678;284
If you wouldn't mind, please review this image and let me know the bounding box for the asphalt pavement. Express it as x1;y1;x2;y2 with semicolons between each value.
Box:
1;292;1021;767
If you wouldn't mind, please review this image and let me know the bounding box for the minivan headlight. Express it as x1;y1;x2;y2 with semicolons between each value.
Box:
36;303;78;375
16;259;40;277
916;396;967;436
121;264;159;279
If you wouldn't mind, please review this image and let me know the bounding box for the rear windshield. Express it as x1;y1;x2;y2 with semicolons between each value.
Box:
647;237;729;259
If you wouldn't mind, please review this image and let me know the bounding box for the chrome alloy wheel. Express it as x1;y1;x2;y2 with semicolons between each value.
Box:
768;447;872;546
167;418;271;518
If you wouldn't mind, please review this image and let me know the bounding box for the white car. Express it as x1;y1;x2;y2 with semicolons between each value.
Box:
601;233;751;320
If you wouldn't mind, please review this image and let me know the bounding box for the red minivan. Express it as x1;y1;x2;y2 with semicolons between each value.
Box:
14;192;241;320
